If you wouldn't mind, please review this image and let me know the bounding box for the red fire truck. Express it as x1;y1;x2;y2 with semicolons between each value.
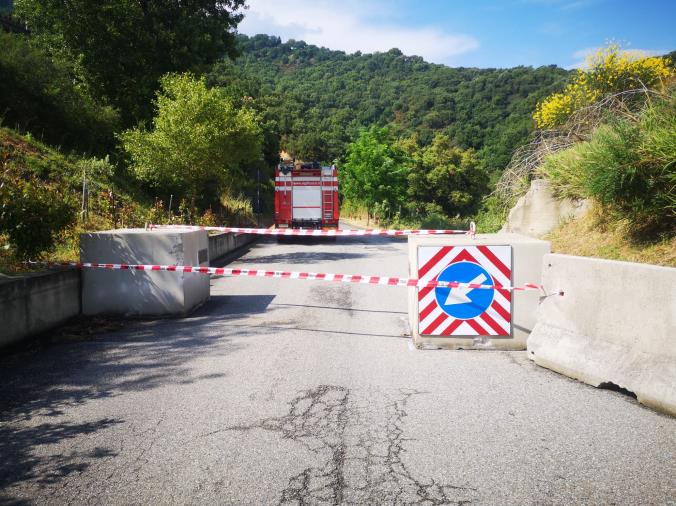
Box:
274;161;340;229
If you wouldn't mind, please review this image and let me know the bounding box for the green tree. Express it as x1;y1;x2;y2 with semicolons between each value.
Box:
206;60;282;213
406;134;489;217
14;0;245;124
341;127;409;221
286;131;331;162
0;31;119;154
224;34;569;171
120;73;262;210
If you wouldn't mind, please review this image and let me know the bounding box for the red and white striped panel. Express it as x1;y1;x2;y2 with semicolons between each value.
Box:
417;245;512;337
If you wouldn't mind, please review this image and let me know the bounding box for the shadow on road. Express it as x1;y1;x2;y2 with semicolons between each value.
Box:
218;322;407;339
270;302;406;315
0;259;403;500
194;294;275;316
237;251;368;264
0;292;262;497
0;418;123;492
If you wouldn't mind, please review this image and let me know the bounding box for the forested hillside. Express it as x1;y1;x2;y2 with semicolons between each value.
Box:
1;0;672;269
224;34;570;172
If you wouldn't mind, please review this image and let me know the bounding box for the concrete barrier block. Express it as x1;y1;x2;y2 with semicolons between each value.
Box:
408;233;550;350
528;254;676;416
80;228;209;317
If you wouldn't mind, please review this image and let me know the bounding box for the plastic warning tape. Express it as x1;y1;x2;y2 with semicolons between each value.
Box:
28;261;543;292
148;223;476;237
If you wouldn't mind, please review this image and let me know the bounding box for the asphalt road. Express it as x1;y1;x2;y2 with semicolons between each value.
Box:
1;226;675;505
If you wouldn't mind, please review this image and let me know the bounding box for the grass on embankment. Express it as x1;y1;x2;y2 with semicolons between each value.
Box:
545;207;676;267
341;203;675;268
0;127;151;274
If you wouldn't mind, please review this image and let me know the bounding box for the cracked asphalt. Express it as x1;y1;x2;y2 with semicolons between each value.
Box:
1;227;675;505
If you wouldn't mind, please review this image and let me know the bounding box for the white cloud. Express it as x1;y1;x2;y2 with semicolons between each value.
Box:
568;46;668;69
237;0;479;64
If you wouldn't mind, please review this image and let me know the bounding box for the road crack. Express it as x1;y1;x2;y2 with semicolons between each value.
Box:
214;386;477;505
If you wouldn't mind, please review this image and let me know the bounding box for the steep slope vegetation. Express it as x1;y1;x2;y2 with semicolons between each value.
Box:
225;34;570;172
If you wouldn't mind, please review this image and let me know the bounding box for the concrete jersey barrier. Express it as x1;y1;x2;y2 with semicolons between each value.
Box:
528;253;676;416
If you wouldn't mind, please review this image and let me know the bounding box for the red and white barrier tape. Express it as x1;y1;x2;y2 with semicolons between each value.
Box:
147;223;476;237
28;261;544;293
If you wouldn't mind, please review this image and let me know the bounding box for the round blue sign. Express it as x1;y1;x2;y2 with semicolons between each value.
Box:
434;261;495;319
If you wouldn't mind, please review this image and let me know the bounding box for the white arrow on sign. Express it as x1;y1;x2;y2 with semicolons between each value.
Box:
444;273;487;305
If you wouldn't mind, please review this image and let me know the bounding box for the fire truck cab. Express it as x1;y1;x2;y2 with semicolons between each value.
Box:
274;161;340;229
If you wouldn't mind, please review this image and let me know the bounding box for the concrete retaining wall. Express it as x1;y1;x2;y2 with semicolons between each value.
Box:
528;253;676;416
0;269;81;348
1;230;256;348
501;179;590;238
208;231;257;262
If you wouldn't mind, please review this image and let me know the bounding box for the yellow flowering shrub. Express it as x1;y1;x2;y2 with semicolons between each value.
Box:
534;45;673;128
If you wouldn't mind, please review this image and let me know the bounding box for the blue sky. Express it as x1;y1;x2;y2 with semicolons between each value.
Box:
238;0;675;68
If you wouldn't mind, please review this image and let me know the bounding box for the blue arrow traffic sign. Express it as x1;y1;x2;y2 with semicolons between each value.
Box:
434;261;495;320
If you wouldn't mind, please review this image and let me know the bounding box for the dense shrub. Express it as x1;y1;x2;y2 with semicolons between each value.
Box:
541;90;675;235
0;172;77;259
220;193;256;226
0;32;119;154
473;195;510;233
534;45;673;129
0;128;149;262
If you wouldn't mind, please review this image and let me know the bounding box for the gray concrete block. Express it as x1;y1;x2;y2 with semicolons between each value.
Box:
0;269;81;348
408;233;550;350
528;254;676;416
501;179;591;238
208;231;257;262
80;228;209;316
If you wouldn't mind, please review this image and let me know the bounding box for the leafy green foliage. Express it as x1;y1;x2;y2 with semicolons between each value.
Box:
14;0;246;124
206;59;281;211
342;129;490;224
120;73;263;210
219;193;256;226
0;32;119;154
541;89;675;235
226;34;570;171
0;127;155;265
472;195;510;233
0;129;80;259
0;172;76;259
341;127;409;219
403;134;489;217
